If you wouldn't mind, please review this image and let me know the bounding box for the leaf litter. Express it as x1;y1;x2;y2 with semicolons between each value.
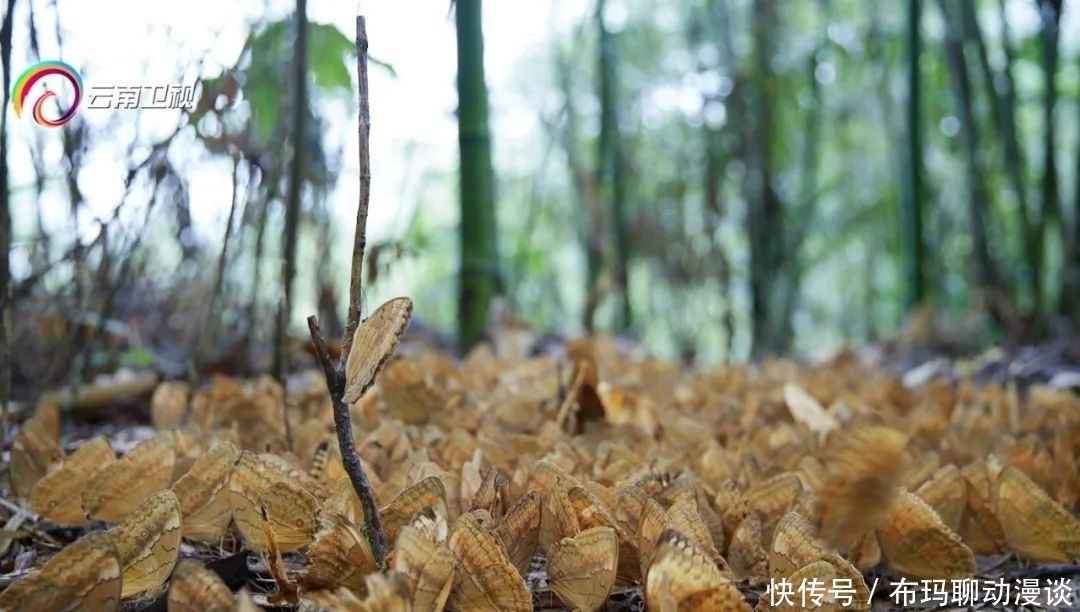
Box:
2;327;1080;611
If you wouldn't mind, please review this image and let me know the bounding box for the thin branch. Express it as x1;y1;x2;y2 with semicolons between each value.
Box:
306;13;385;569
308;314;386;568
12;230;104;302
306;317;336;392
341;14;372;362
198;153;242;364
185;152;243;424
69;176;162;409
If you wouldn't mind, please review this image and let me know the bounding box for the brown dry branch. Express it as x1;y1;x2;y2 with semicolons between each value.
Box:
307;314;388;569
342;13;374;363
304;13;388;570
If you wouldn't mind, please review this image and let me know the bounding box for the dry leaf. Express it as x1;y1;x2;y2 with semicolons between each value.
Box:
170;440;237;542
782;383;838;437
877;488;975;581
344;297;414;405
381;475;450;546
0;530;121;612
993;465;1080;563
261;506;299;604
554;357;605;435
10;415;64;500
493;490;541;578
229;450;316;551
261;479;320;551
380;357;445;424
912;464;965;533
111;488;182;598
547;525;619;612
768;512;830;581
446;512;532;612
745;472;803;531
305;512;378;594
393;523;455;612
166;559;235;612
31;436;114;526
728;513;768;581
958;460;1007;555
84;431;176;522
645;528;749;612
151;381;190;431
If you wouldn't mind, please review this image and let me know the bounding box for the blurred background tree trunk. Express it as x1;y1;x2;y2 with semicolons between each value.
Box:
1064;45;1080;330
596;0;631;333
0;0;14;431
552;36;603;335
273;0;307;381
962;0;1035;316
936;0;1003;324
746;0;791;358
1034;0;1060;335
455;0;499;354
900;0;926;312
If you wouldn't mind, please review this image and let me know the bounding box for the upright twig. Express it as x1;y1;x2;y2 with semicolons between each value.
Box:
341;16;372;364
305;14;385;568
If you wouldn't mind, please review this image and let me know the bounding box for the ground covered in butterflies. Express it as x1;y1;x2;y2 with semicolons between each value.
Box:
2;335;1080;612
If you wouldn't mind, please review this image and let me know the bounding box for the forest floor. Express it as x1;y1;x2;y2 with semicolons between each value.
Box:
2;325;1080;612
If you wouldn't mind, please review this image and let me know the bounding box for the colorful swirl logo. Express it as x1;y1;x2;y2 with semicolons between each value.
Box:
12;60;83;127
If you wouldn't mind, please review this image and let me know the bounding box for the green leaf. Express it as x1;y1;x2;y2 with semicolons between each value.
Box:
243;20;290;143
368;55;398;78
234;18;397;144
244;67;285;144
119;348;157;368
306;26;398;85
309;22;355;93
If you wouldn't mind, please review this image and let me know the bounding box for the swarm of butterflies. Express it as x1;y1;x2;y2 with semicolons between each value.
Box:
3;295;1080;612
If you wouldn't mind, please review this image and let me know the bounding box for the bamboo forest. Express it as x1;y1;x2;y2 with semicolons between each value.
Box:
2;1;1080;611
